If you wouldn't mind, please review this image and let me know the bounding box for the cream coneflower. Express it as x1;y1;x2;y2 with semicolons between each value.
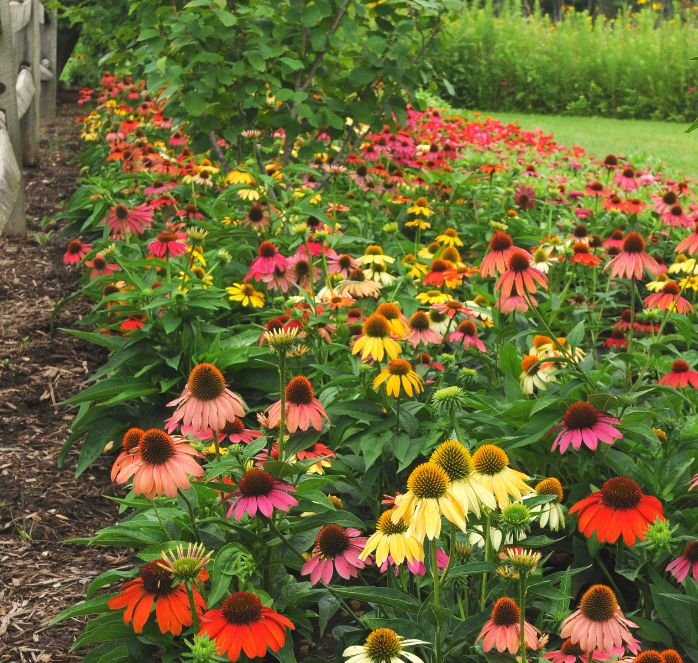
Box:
560;585;639;655
266;376;330;433
530;477;565;531
360;508;424;566
373;359;424;397
168;363;246;432
519;354;557;394
352;313;402;362
472;444;530;508
430;439;496;516
357;245;395;268
343;628;429;663
391;462;466;541
337;268;382;298
531;247;556;273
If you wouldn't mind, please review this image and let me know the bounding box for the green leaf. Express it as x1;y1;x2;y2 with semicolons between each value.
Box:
215;9;237;26
247;50;266;72
292;510;365;533
183;91;206;117
332;586;420;613
319;594;340;637
76;418;126;478
361;433;386;472
499;343;519;378
49;594;114;625
209;542;250;606
566;320;585;350
86;569;138;600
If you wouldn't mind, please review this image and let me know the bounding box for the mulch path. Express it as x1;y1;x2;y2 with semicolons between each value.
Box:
0;91;133;663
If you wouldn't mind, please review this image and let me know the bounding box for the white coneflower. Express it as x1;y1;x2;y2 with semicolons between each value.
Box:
343;629;429;663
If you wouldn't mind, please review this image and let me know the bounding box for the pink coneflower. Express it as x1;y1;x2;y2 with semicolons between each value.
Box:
514;185;536;210
662;204;692;228
448;320;486;352
63;240;92;265
110;427;144;481
245;241;288;281
148;231;189;258
548;402;622;454
476;597;541;655
480;232;531;277
176;203;205;220
265;376;330;433
560;585;639;654
652;189;680;216
542;639;610;663
114;429;204;499
168;363;246;433
643;281;694;313
104;203;153;238
85;253;120;279
287;253;322;289
327;252;357;278
380;549;448;577
225;468;297;521
658;359;698;388
496;294;533;313
169;130;188;146
666;541;698;582
431;300;476;319
259;267;296;293
408;310;442;348
604;231;661;280
675;223;698;255
571;243;601;267
603;330;627;349
604;230;625;250
301;525;368;585
496;251;548;297
196;417;263;445
614;166;639;192
143;180;176;196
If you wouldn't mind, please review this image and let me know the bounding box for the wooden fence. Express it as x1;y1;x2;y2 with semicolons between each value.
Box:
0;0;57;237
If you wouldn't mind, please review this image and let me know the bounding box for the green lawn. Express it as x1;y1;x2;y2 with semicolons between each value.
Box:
478;112;698;177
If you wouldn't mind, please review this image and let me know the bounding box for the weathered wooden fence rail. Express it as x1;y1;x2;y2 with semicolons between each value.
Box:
0;0;57;237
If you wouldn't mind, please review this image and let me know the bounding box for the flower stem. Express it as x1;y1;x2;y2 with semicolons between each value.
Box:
212;428;221;462
395;393;401;438
177;488;201;543
594;553;628;611
431;540;442;663
186;582;201;633
151;499;171;541
519;571;528;663
439;522;457;586
277;351;287;460
480;512;491;612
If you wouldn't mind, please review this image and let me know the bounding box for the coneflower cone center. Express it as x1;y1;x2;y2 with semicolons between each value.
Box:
431;440;474;482
294;260;310;277
317;524;350;558
156;232;178;243
491;597;520;626
258;241;276;257
140;561;177;598
365;629;402;662
185;362;226;400
661;651;683;663
622;231;645;253
115;204;129;220
634;652;663;663
445;228;458;238
563;402;599;430
377;509;408;535
580;584;617;622
407;463;449;499
670;205;683;217
489;232;513;252
239;469;275;497
442;248;460;262
93;256;106;269
349;268;366;282
521;355;539;374
662;281;681;296
573;224;588;238
573;242;590;254
122;427;144;452
427;242;440;254
139;430;175;465
684;541;698;562
387;359;412;376
222;592;263;624
560;639;584;656
602;477;642;510
430;259;448;273
535;477;563;503
458;320;478;336
248;206;264;223
508;251;531;272
672;360;690;373
473;444;508;475
337;254;353;269
610;230;624;240
376;303;400;320
409;311;430;331
67;240;83;254
221;417;245;435
663;190;678;205
286;375;315;405
365;245;384;256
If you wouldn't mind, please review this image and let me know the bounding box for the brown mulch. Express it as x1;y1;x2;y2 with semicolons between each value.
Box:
0;91;133;663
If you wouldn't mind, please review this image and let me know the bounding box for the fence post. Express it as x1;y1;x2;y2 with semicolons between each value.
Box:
39;6;56;125
19;0;41;166
0;0;26;236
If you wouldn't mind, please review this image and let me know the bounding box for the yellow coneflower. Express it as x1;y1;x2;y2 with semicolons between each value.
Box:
357;245;395;269
466;295;494;327
405;218;431;230
403;254;428;279
436;228;463;247
375;302;409;338
373;359;424;397
225;164;255;185
416;290;449;305
472;444;530;508
392;462;466;541
360;508;423;566
408;197;433;216
226;283;265;308
417;241;441;260
352;313;401;362
668;253;696;274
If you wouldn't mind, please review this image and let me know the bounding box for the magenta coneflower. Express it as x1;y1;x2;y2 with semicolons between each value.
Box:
168;363;246;432
666;541;698;582
652;189;679;215
63;240;92;265
643;281;694;314
104;203;153;238
542;639;609;663
148;231;189;258
408;310;442;348
143;180;176;196
301;525;368;585
662;204;692;228
514;185;536;210
114;429;204;499
448;320;486;352
266;376;330;433
480;232;531;277
225;468;297;521
85;253;120;279
658;359;698;389
675;223;698;255
604;231;661;280
604;230;625;250
196;417;263;445
548;402;622;454
496;250;548;297
476;597;541;654
431;300;475;319
245;241;288;281
560;585;639;654
614;166;639;192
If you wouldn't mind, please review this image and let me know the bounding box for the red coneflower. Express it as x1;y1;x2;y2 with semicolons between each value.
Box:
604;231;660;280
423;258;453;286
199;592;294;661
476;597;541;654
301;525;368;585
569;476;664;545
643;281;694;313
148;231;188;258
675;222;698;255
514;185;536;210
225;468;297;520
108;560;205;635
613;308;644;332
658;359;698;389
585;181;610;197
603;330;627;349
496;250;548;297
85;253;120;279
602;195;625;212
571;243;601;267
265;376;330;433
547;402;622;454
625;198;646;214
176;203;205;219
63;240;92;265
120;313;146;332
480;232;531;277
604;230;625;250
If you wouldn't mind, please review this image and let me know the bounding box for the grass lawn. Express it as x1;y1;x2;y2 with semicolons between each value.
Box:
478;112;698;177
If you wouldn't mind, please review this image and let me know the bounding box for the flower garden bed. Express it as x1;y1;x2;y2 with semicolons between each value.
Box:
35;76;698;662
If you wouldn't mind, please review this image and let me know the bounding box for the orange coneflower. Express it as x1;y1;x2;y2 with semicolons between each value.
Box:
480;232;531;277
476;597;541;654
110;427;144;480
571;243;601;267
